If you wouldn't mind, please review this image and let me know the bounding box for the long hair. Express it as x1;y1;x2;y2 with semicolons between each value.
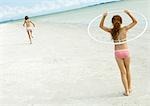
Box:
111;15;122;40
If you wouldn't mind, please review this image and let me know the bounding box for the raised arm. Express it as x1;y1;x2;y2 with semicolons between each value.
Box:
99;12;111;33
124;10;137;30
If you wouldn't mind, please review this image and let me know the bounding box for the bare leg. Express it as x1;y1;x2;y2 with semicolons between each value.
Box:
124;57;132;93
30;30;34;38
115;57;129;96
27;31;32;44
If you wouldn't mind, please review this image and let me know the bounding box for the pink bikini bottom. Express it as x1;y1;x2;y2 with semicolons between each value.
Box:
115;49;129;59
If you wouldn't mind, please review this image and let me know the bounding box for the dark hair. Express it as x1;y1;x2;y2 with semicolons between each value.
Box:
25;16;29;20
111;15;122;40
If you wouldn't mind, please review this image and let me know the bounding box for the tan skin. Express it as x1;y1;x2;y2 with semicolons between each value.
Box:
99;10;137;96
23;19;35;44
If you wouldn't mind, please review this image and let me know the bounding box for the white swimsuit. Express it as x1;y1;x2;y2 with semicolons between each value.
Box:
26;27;32;31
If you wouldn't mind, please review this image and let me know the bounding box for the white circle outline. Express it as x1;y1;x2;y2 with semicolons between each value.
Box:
87;10;148;45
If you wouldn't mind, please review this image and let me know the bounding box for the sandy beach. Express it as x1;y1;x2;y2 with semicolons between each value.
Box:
0;0;150;105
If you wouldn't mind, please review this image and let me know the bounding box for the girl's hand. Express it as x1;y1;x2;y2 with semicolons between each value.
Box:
103;12;108;17
124;10;130;14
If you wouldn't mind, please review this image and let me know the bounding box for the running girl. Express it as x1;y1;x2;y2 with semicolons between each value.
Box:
23;16;35;44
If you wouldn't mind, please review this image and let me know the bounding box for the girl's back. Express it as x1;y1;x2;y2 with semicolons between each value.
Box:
114;27;128;50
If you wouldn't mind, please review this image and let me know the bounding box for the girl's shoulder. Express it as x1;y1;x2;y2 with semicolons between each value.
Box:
122;25;131;31
121;26;127;30
120;27;128;34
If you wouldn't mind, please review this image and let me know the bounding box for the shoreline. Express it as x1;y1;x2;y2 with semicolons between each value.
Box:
0;0;121;25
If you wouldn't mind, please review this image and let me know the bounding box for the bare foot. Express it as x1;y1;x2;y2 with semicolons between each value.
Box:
123;91;129;96
29;39;32;44
129;89;132;93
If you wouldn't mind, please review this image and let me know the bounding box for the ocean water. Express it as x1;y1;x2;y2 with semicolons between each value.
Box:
0;0;120;23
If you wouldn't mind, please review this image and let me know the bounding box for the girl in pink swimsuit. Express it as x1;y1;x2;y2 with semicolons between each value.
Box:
99;10;137;96
23;16;35;44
